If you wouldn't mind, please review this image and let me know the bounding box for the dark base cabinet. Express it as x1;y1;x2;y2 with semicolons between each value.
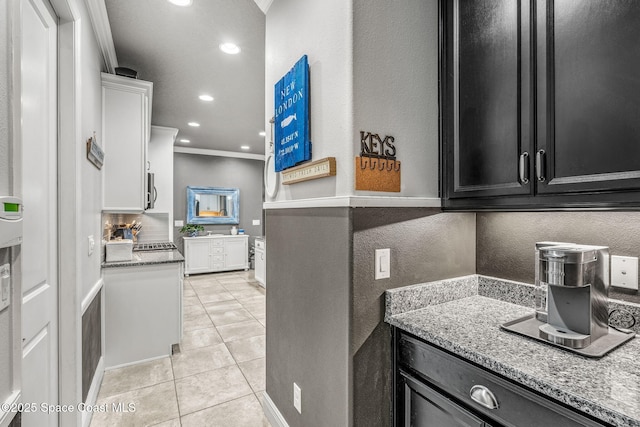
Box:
393;330;608;427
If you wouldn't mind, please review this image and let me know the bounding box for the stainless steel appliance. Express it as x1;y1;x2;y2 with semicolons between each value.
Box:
501;243;634;358
537;244;609;349
146;172;156;210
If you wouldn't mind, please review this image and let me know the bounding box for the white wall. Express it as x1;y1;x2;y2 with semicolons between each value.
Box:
265;0;354;201
79;0;105;301
265;0;439;204
353;0;439;198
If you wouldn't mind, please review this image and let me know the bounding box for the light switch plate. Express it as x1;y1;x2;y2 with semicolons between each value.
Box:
611;255;639;290
175;220;184;227
293;383;302;414
88;235;95;256
252;219;261;226
375;248;390;280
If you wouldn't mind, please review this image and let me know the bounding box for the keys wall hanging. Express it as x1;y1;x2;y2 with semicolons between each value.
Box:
355;131;401;192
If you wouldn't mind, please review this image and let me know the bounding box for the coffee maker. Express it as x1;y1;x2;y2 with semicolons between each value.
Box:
536;244;610;349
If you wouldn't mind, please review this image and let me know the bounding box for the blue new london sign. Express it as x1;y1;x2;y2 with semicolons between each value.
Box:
274;55;311;172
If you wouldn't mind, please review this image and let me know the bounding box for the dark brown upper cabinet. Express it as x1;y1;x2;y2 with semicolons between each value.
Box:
442;0;640;210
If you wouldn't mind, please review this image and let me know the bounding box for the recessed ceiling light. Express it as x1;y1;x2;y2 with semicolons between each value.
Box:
199;94;214;102
219;43;241;55
168;0;192;6
240;145;250;150
180;139;190;143
258;131;266;137
188;122;200;127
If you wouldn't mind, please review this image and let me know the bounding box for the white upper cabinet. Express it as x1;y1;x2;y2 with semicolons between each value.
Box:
102;73;153;212
147;126;178;213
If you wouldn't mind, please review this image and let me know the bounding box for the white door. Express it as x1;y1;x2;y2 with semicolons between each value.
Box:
20;0;58;426
224;238;247;270
185;239;212;274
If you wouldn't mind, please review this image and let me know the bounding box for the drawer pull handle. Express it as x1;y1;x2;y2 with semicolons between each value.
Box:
470;385;499;409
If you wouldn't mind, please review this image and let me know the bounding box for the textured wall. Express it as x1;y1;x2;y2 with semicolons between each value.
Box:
477;212;640;303
173;153;264;250
353;0;439;197
82;291;101;402
265;208;351;427
351;209;476;426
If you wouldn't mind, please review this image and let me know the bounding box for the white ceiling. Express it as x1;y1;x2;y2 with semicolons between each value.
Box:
104;0;266;154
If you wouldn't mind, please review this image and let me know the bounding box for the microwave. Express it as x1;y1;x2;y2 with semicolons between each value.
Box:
146;172;156;210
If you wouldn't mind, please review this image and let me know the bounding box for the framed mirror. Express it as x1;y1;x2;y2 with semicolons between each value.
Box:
186;186;240;225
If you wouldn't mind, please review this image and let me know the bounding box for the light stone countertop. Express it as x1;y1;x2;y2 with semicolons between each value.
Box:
385;275;640;427
101;249;184;268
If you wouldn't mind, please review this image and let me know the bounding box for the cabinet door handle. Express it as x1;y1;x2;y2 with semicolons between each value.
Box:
470;385;499;409
536;150;546;182
518;152;529;184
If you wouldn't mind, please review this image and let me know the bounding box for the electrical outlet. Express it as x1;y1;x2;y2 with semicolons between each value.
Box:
375;248;390;280
293;383;301;414
252;219;261;226
611;255;639;290
175;220;184;227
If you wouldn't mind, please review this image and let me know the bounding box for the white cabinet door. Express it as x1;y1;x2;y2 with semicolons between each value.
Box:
224;238;248;270
255;248;265;286
102;73;153;212
185;239;212;275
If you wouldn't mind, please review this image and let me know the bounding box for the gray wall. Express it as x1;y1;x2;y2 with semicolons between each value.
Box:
477;212;640;303
173;153;264;249
265;208;476;427
351;209;476;426
265;208;351;427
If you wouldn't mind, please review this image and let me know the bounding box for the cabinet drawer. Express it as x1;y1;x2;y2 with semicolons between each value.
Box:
212;255;224;263
212;247;224;255
398;333;603;427
212;239;224;247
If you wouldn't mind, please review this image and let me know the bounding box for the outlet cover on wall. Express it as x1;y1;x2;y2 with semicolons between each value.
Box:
293;383;301;414
175;220;184;227
252;219;261;226
611;255;639;290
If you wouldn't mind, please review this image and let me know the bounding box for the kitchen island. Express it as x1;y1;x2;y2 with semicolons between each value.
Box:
102;248;184;369
386;275;640;427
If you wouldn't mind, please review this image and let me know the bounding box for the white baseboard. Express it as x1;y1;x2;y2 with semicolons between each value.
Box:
82;357;104;427
0;391;21;427
262;392;290;427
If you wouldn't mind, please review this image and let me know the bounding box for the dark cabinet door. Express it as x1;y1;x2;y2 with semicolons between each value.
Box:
443;0;533;199
535;0;640;195
398;372;485;427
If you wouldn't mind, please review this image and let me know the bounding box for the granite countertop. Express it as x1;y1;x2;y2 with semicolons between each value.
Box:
102;249;184;268
385;275;640;427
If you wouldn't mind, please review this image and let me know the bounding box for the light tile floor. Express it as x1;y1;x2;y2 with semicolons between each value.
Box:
90;270;271;427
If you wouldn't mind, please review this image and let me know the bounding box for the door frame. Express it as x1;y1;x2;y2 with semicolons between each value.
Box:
9;0;84;426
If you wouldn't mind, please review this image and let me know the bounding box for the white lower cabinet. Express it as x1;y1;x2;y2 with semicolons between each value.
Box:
184;235;249;276
103;262;183;369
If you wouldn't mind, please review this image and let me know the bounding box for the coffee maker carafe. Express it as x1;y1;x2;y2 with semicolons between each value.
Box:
537;245;610;349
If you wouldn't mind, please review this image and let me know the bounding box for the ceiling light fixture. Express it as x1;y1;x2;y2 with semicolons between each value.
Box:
188;122;200;127
199;94;214;102
180;139;190;143
259;131;266;137
168;0;192;6
219;43;241;55
240;145;250;150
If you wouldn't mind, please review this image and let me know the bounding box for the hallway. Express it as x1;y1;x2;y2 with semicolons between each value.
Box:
90;271;270;426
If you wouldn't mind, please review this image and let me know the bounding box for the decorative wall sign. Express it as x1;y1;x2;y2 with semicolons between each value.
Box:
274;55;311;172
282;157;336;185
355;131;401;192
86;133;104;170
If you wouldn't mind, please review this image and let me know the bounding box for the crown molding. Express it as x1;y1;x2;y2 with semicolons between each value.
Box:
84;0;118;73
